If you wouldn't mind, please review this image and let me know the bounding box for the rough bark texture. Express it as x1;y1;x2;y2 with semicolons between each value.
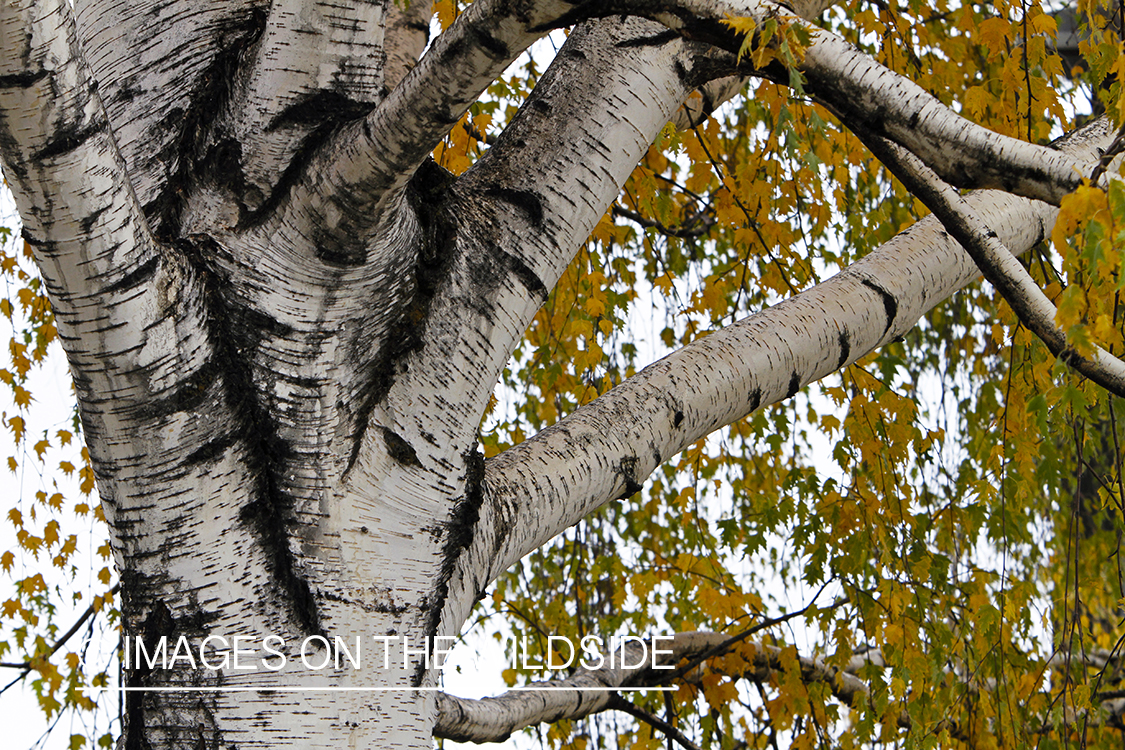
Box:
0;0;1107;747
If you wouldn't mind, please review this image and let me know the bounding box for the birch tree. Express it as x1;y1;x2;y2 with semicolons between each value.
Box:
1;0;1124;748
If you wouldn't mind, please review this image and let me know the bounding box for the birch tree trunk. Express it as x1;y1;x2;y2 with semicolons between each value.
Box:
0;0;1109;748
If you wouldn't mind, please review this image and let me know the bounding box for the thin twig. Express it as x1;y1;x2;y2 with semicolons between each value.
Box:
608;694;701;750
0;582;119;671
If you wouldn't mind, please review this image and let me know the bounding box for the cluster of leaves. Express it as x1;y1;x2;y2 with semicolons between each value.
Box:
0;230;116;749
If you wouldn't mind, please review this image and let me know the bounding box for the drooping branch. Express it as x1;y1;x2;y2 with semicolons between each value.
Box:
435;628;1125;743
478;116;1114;585
611;0;1090;205
857;125;1125;396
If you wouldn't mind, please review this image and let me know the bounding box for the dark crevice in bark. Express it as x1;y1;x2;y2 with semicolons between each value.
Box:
483;184;544;227
79;205;110;235
123;597;175;750
345;159;457;473
859;277;899;336
494;247;549;302
139;358;222;421
0;70;48;88
267;90;377;131
241;97;378;235
380;426;422;467
836;328;852;370
748;386;762;412
616;455;642;500
617;29;681;48
786;371;801;399
416;446;486;686
33;117;107;161
147;8;268;242
102;255;160;295
469;26;512;59
178;234;325;639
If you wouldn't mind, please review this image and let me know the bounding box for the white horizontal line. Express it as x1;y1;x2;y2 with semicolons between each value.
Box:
85;686;677;693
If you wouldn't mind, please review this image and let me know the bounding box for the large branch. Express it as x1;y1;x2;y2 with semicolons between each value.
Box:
388;18;729;640
478;116;1114;585
615;0;1090;205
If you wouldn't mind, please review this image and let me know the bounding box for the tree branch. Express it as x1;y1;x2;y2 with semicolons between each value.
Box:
479;116;1114;585
433;631;891;743
611;0;1090;205
857;124;1125;396
283;0;583;242
607;695;702;750
403;18;714;637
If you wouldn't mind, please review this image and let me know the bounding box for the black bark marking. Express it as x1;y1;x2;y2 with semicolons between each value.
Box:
616;455;642;500
244;91;378;240
485;184;544;227
123;599;175;750
470;26;511;59
748;386;762;412
673;59;692;88
860;277;899;336
346;161;457;472
140;358;220;420
267;90;376;131
183;430;238;467
380;426;422;468
79;205;109;235
673;410;684;428
0;70;48;88
103;256;160;296
496;248;548;302
34;118;107;161
786;371;802;400
617;29;681;48
836;328;852;370
148;8;269;240
416;447;486;686
182;236;324;639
